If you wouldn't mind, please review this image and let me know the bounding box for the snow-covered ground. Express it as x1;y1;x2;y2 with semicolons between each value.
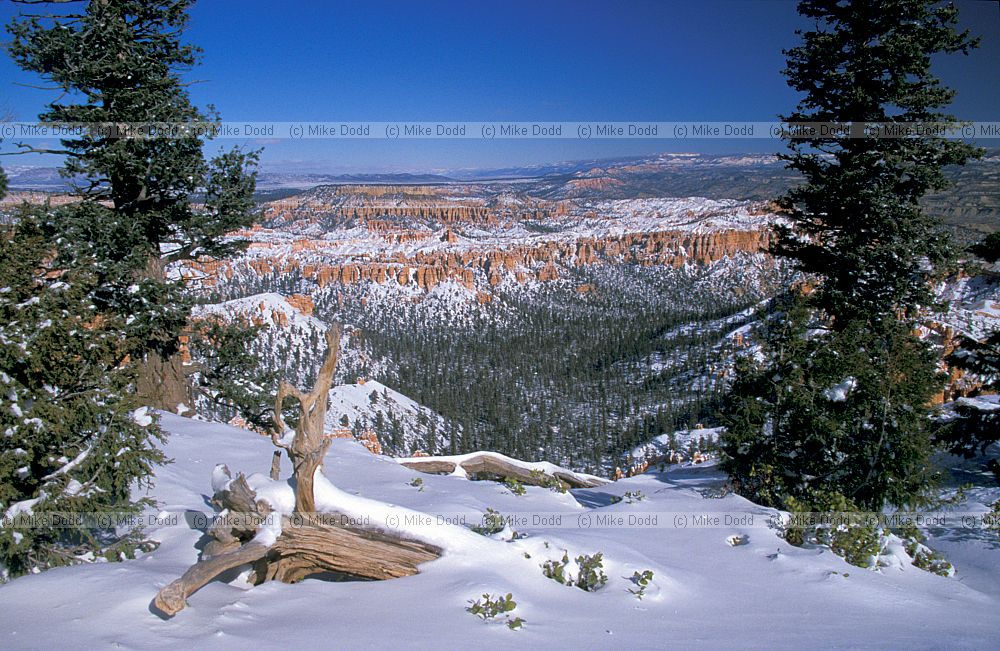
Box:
0;414;998;649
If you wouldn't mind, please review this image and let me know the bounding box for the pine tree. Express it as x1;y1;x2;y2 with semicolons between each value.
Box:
0;0;259;577
7;0;260;411
775;0;980;324
187;318;279;431
0;207;166;577
721;0;980;511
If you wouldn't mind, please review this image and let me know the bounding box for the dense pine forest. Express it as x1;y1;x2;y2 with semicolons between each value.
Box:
200;253;786;473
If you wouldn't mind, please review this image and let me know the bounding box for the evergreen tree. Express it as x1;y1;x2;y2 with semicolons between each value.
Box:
7;0;260;411
775;0;980;324
0;0;259;577
721;0;980;510
721;296;942;509
0;207;166;577
187;318;279;432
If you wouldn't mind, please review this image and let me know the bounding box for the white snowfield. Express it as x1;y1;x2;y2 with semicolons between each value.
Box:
0;413;998;649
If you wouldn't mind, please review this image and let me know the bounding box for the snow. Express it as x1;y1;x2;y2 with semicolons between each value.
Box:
0;414;997;648
823;377;857;402
326;379;455;454
629;426;724;464
193;292;327;334
131;406;154;427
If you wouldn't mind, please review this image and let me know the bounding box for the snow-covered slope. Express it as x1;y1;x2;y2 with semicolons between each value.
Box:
0;414;997;649
193;292;327;334
326;379;455;455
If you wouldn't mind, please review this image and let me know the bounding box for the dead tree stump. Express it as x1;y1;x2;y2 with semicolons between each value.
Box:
153;325;441;617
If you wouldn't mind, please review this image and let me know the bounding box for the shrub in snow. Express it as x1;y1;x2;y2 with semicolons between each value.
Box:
783;490;953;576
895;522;954;577
541;552;572;585
610;490;646;505
466;592;522;629
408;477;425;491
624;490;646;503
529;469;568;493
470;507;506;536
987;500;1000;537
503;477;526;496
574;552;609;591
784;492;883;569
628;569;654;599
541;551;608;591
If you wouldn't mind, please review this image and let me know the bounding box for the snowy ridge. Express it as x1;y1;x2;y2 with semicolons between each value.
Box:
325;379;455;456
193;293;326;333
394;450;605;486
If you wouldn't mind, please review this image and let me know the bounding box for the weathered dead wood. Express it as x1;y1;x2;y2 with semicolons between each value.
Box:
153;325;442;617
270;450;282;481
251;515;441;584
271;324;341;514
153;542;271;617
400;454;607;489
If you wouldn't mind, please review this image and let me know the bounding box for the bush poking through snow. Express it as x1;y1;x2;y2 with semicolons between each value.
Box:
784;492;882;569
470;507;506;536
628;570;654;600
408;477;424;491
466;593;522;630
529;469;568;493
988;500;1000;537
896;523;954;577
541;551;608;591
542;552;572;585
575;552;609;591
783;490;954;575
624;490;646;503
503;477;526;496
610;491;645;505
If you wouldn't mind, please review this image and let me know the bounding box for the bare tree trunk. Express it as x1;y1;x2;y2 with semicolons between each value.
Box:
135;254;191;411
271;324;341;514
152;325;442;617
270;451;282;481
135;351;191;412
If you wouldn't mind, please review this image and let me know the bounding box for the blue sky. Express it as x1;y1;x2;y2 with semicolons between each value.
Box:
1;0;997;173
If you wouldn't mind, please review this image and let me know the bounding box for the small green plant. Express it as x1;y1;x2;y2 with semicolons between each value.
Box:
609;495;623;505
542;552;571;585
467;592;522;629
471;507;506;536
529;469;568;493
408;477;424;491
988;499;1000;537
623;490;646;503
896;522;954;577
574;552;608;591
628;569;654;599
543;550;608;591
504;477;526;496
